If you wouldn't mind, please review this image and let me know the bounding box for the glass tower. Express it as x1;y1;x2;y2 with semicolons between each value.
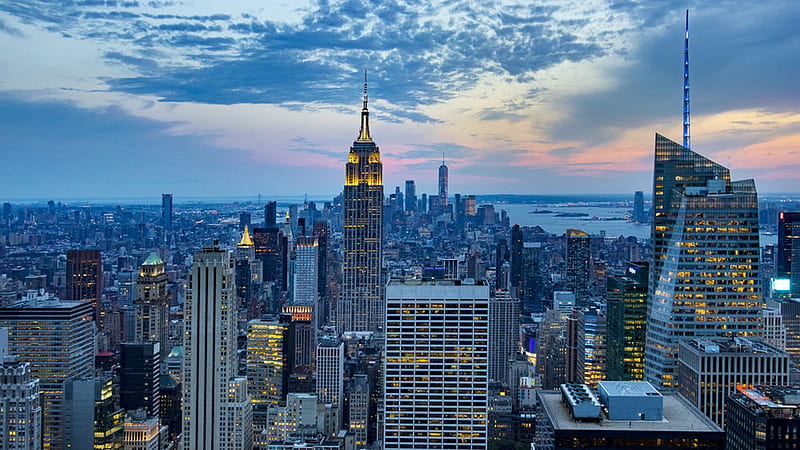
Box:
645;134;762;390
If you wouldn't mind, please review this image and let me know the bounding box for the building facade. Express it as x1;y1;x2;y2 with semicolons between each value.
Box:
777;211;800;296
606;262;648;381
182;244;253;450
726;385;800;450
488;290;520;385
134;252;169;347
0;356;41;450
339;75;383;333
384;279;489;450
565;229;590;307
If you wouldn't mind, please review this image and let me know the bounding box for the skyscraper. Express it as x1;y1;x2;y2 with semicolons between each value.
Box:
489;290;520;384
183;244;252;449
438;154;448;208
66;248;103;321
265;201;277;228
565;229;590;307
0;291;95;449
0;356;42;450
316;340;345;431
134;252;169;347
293;236;319;306
339;71;383;333
645;12;763;390
384;279;489;449
777;211;800;296
633;190;645;223
606;262;648;381
161;193;173;229
404;180;416;213
509;224;523;289
120;342;161;417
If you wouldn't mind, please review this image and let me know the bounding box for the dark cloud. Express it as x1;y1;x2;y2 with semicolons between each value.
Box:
0;0;606;122
548;0;800;145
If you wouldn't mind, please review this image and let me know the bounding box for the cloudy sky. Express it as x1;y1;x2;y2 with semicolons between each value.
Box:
1;0;798;200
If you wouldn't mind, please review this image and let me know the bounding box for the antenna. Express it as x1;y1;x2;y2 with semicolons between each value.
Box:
683;9;691;149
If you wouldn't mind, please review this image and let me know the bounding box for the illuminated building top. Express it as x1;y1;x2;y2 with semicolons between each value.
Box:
238;225;254;247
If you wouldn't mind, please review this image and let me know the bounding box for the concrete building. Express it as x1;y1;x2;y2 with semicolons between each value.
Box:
123;410;161;450
488;289;520;384
677;338;790;427
535;382;724;450
183;244;253;449
316;341;344;432
0;290;95;449
63;377;124;449
0;356;41;450
134;252;170;347
726;385;800;450
384;279;489;450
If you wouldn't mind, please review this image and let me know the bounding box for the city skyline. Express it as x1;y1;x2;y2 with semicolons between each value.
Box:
1;1;799;199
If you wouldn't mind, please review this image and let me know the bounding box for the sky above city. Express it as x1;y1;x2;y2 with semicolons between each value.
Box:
1;0;799;200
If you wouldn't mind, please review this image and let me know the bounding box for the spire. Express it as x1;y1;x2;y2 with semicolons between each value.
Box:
238;225;253;247
442;151;445;166
357;68;372;142
683;9;691;149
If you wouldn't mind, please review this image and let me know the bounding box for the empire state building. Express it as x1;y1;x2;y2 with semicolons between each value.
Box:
338;72;384;333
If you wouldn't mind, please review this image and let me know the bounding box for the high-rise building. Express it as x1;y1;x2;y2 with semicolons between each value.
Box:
0;355;42;450
0;291;95;449
161;193;173;229
606;262;648;381
510;224;523;289
404;180;416;213
677;338;790;427
120;342;161;417
726;385;800;450
282;305;314;369
293;237;319;306
134;252;169;347
265;201;277;228
316;340;344;431
236;225;261;318
63;377;124;449
520;242;544;313
66;248;103;321
339;72;383;333
348;374;370;448
438;154;448;208
645;12;764;390
384;279;489;450
489;290;520;384
779;298;800;366
777;211;800;296
252;227;283;291
633;191;645;223
247;316;295;407
182;244;252;450
565;229;590;307
646;134;763;390
123;410;161;450
239;211;252;230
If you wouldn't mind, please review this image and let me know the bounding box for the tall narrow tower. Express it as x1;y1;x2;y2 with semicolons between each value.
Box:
339;70;384;333
182;244;252;449
438;153;448;207
683;9;691;149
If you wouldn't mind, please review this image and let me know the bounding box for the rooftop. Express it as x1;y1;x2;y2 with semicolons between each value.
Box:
685;337;784;355
599;381;662;398
142;252;164;266
538;390;721;433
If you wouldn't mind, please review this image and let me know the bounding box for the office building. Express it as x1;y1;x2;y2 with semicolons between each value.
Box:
646;12;763;390
0;291;95;449
565;229;590;307
182;244;252;449
247;316;295;407
777;211;800;296
606;262;648;381
316;340;344;430
404;180;416;213
646;133;763;390
348;374;370;448
438;154;448;208
282;305;314;368
123;409;161;450
265;201;277;228
252;227;284;290
779;298;800;365
489;290;520;385
339;73;383;333
677;338;790;427
293;237;319;306
384;279;489;450
535;382;724;450
63;377;124;450
66;248;103;321
633;190;645;223
726;385;800;450
120;342;161;417
134;252;169;347
510;225;523;289
0;356;42;450
519;242;544;313
161;193;172;229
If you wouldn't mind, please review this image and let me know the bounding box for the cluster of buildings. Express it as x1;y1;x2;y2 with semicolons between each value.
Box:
1;13;800;450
